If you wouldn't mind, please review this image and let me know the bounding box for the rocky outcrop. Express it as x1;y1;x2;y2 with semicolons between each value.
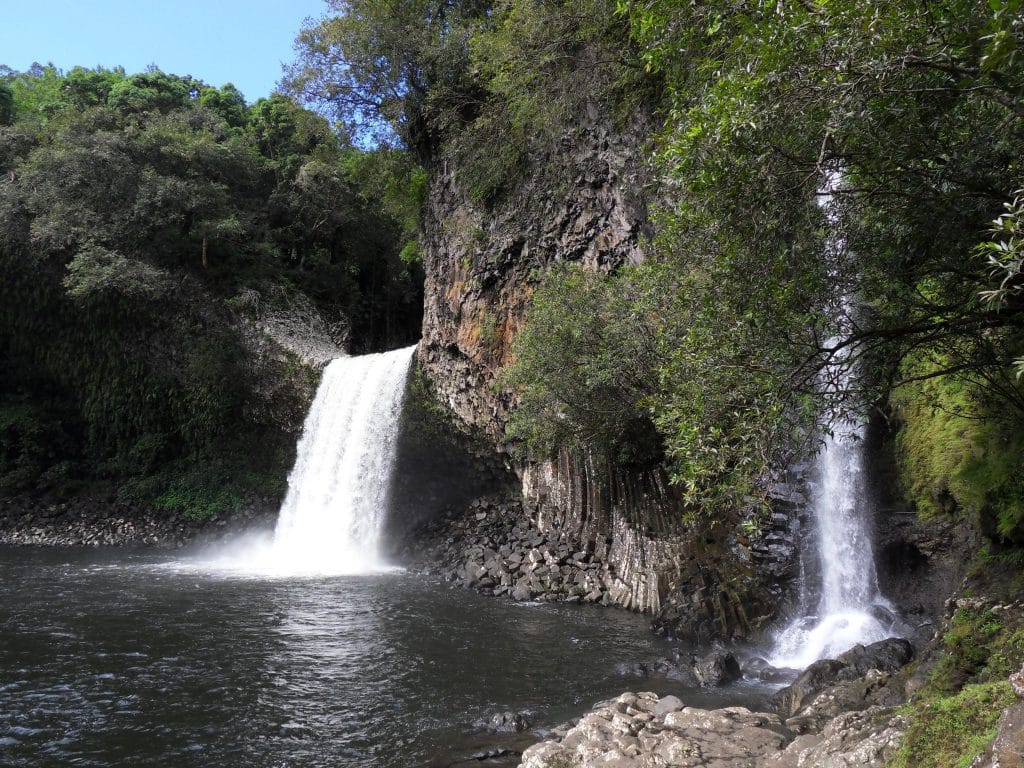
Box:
415;99;809;642
765;706;909;768
406;495;630;606
516;634;919;767
406;487;798;647
518;691;909;768
974;665;1024;768
386;364;519;545
232;284;348;368
773;639;914;736
525;448;801;641
520;693;789;768
417;117;652;446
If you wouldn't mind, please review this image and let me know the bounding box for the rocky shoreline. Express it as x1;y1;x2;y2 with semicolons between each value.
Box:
516;638;923;768
519;690;910;768
401;493;641;609
0;493;278;547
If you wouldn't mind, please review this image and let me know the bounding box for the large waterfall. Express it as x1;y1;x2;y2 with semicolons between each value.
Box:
269;345;416;574
206;345;417;577
769;174;901;668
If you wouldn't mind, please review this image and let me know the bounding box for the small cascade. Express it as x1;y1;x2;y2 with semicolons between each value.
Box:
769;174;902;668
268;345;416;575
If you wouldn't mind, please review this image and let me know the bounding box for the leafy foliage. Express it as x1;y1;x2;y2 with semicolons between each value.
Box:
893;354;1024;543
506;255;814;513
891;681;1015;768
286;0;646;203
503;265;663;470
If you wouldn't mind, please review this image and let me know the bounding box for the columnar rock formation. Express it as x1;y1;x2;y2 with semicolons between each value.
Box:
414;114;801;638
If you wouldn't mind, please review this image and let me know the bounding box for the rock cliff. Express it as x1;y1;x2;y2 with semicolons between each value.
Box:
415;114;801;640
417;116;650;445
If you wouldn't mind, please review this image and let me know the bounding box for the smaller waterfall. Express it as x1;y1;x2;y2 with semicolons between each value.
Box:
769;399;898;668
769;174;902;668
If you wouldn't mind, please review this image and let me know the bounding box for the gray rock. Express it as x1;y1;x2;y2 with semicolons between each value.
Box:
774;659;847;718
653;695;684;716
485;711;531;733
512;584;533;602
835;638;914;679
694;650;742;688
774;638;914;720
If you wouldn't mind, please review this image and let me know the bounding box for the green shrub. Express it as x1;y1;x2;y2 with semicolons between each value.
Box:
890;681;1014;768
893;355;1024;543
502;264;663;469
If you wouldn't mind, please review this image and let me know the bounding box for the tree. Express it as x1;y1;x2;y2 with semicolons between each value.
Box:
284;0;492;150
199;83;247;128
106;71;199;113
0;84;13;125
0;65;424;510
617;0;1024;409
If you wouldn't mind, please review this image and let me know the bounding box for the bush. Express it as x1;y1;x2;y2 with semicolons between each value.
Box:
890;681;1015;768
893;354;1024;544
502;264;663;469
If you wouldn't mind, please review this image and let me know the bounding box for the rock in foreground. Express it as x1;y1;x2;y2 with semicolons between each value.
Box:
518;691;907;768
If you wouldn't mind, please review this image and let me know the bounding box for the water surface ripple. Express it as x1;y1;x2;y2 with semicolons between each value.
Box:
0;547;763;767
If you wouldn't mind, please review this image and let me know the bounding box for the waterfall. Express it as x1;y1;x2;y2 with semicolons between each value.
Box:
769;174;901;668
211;345;416;578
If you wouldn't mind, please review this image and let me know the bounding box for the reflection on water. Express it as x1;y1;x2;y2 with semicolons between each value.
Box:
0;547;769;767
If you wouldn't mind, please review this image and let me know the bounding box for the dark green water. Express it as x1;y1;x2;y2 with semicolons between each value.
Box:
0;546;769;767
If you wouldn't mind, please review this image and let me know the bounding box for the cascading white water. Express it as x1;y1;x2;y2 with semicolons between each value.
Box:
769;173;901;668
268;345;416;575
201;345;417;578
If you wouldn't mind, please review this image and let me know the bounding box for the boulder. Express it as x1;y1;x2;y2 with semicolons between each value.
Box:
693;650;743;688
774;638;914;720
774;659;847;718
835;638;914;679
485;711;531;733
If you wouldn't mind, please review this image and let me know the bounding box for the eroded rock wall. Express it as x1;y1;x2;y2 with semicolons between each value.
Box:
417;117;651;445
524;448;798;642
416;114;802;641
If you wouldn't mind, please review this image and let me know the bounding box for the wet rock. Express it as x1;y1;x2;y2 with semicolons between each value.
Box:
743;657;796;684
774;660;848;719
479;711;531;734
835;638;914;678
774;638;914;721
693;650;742;688
512;584;533;602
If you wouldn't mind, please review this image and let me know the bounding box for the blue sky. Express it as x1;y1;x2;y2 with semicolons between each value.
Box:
1;0;330;103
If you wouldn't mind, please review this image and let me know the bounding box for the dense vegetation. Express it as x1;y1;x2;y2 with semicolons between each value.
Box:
286;0;1024;541
4;3;1024;765
0;64;423;514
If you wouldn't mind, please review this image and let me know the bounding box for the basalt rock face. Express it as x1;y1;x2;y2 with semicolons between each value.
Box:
524;448;799;642
417;116;652;446
416;116;802;640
